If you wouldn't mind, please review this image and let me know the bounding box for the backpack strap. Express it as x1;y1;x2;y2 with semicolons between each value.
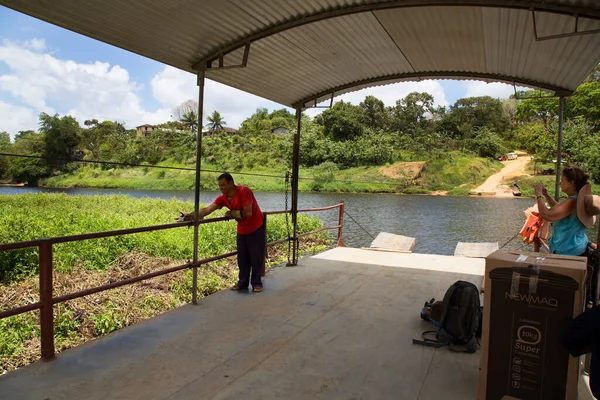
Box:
412;331;446;348
439;283;458;327
455;286;474;341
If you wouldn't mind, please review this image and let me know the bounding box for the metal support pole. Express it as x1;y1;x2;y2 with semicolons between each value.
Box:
192;71;205;304
554;96;566;201
337;200;346;247
290;108;302;265
39;241;55;361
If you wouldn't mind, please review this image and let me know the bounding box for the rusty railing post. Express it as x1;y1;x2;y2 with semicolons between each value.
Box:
337;200;346;247
262;213;267;277
533;236;541;252
192;70;206;305
39;240;55;361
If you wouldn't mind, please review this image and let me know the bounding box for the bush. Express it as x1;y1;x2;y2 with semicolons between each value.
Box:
313;161;338;185
0;194;328;283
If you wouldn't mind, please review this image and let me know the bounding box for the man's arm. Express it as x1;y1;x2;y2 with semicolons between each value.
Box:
199;203;220;218
241;203;253;219
225;204;250;220
176;203;221;222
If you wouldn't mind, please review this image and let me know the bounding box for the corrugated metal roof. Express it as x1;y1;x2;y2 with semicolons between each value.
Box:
2;0;600;108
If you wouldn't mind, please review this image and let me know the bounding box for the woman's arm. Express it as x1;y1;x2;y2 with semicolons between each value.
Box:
536;197;576;222
542;188;558;207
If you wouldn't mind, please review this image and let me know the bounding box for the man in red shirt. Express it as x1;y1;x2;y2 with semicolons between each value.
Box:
197;173;265;292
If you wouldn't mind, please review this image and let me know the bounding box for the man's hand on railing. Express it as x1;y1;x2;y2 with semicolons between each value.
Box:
175;211;202;222
224;210;243;220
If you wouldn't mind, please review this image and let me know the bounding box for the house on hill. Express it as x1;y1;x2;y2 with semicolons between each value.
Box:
136;124;155;137
222;127;239;136
271;126;290;135
206;127;239;136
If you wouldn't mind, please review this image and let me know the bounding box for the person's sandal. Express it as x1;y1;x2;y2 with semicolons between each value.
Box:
252;286;263;293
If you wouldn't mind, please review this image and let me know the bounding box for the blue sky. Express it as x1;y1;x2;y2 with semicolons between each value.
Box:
0;5;520;138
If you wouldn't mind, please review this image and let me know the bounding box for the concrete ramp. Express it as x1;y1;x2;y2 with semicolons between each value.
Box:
0;247;486;400
367;231;416;253
454;242;499;258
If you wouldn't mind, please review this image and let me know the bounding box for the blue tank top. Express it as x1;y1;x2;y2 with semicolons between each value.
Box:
549;195;589;256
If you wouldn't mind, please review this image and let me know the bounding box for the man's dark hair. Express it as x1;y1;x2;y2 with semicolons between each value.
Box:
217;172;234;184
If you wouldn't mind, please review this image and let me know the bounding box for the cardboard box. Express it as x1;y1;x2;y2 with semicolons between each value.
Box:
478;250;587;400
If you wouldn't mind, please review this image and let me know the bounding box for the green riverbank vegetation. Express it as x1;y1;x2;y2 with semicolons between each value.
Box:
0;193;330;373
1;68;599;195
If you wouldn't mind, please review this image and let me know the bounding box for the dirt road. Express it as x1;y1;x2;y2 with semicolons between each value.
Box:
472;155;532;197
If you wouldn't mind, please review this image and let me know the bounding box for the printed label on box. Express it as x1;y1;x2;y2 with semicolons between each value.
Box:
485;266;579;399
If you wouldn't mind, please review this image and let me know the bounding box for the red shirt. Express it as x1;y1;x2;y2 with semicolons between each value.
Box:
214;186;263;235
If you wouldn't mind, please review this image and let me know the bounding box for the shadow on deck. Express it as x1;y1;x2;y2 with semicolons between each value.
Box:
0;247;497;399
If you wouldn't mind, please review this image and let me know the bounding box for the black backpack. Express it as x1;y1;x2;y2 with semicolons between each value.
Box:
414;280;482;353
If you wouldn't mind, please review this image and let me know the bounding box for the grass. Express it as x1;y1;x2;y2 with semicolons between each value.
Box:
416;152;502;194
494;161;600;199
0;193;327;282
0;193;331;373
43;153;503;195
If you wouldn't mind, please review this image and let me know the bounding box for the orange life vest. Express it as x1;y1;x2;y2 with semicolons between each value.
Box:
519;203;549;244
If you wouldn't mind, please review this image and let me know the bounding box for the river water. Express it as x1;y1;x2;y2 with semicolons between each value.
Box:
2;186;596;255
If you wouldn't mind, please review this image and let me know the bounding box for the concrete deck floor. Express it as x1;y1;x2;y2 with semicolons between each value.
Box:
0;247;589;399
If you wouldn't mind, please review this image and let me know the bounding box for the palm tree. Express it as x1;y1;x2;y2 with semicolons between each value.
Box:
206;111;226;134
180;110;198;133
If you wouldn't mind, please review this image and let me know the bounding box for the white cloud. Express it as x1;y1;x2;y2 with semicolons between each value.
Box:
22;38;46;52
0;38;456;137
303;80;449;119
150;66;291;128
0;39;172;136
0;101;38;135
150;67;453;127
336;80;449;108
462;81;530;99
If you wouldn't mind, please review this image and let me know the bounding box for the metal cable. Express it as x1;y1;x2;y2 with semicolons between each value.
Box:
499;232;521;249
344;210;375;240
0;152;284;179
0;152;404;186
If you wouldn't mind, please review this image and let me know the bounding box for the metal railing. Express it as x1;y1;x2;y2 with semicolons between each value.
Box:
0;201;345;363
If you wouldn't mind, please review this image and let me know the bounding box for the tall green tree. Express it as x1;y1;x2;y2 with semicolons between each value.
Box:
180;110;199;133
469;127;505;158
39;113;81;171
269;108;295;128
9;130;48;185
206;111;226;133
240;108;269;135
0;132;11;179
442;96;510;142
321;101;364;141
392;92;435;135
584;63;600;83
513;90;557;126
81;120;129;161
359;95;388;131
566;82;600;127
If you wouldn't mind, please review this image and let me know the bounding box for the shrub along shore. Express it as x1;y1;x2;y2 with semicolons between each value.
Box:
0;193;329;373
42;151;503;196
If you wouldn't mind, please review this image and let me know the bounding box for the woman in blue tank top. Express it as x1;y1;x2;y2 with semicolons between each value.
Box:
533;165;594;257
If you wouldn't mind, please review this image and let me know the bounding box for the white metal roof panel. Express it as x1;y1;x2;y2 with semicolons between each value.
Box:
1;0;600;108
375;7;487;72
483;8;600;91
